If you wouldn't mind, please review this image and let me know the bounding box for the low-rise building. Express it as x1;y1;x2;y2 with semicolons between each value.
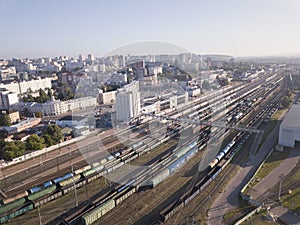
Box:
0;118;41;135
98;90;116;105
0;89;19;109
12;97;97;116
186;86;201;97
0;110;20;123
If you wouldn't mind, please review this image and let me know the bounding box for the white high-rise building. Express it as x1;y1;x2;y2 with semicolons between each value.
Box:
116;81;140;122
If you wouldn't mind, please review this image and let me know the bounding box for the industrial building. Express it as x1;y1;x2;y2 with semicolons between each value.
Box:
279;104;300;147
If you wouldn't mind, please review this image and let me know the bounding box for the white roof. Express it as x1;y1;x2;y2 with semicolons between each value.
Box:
281;104;300;128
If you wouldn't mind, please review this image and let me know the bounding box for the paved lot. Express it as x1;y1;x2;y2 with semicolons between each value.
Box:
271;205;300;225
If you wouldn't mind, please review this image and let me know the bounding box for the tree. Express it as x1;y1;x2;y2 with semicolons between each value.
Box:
47;88;53;100
22;94;35;102
37;88;50;103
43;124;62;144
2;141;25;161
15;141;26;154
26;134;45;151
42;134;56;147
0;114;11;126
64;87;74;100
23;88;52;103
35;112;43;118
0;139;5;149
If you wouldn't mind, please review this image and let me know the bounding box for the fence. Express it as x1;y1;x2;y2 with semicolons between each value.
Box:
0;131;98;169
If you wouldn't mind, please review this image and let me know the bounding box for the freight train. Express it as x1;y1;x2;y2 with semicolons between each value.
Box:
0;126;181;224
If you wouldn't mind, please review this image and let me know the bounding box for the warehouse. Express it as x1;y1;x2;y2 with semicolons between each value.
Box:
279;104;300;147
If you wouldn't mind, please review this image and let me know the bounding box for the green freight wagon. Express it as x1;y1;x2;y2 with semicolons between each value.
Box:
27;185;57;201
0;197;26;215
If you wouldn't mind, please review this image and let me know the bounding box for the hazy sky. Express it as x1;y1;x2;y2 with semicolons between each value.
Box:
0;0;300;58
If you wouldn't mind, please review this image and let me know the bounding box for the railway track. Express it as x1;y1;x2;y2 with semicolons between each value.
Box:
1;73;287;224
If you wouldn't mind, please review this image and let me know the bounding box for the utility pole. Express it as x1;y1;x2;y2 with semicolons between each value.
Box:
71;164;78;206
278;174;284;202
38;207;42;225
39;154;43;166
0;165;2;180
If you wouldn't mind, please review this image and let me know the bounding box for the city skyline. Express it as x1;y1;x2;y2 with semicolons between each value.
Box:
1;0;300;58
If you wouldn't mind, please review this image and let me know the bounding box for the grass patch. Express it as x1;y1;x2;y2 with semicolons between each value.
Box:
277;161;300;215
241;209;278;225
223;199;254;224
272;109;286;121
282;187;300;215
246;149;291;191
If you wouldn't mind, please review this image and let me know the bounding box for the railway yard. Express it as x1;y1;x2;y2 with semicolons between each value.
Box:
0;71;292;225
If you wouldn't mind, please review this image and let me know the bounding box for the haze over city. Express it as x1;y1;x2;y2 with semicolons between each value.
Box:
1;0;300;58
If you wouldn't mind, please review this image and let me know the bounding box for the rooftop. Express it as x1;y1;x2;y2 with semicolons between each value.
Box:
281;104;300;128
59;115;85;121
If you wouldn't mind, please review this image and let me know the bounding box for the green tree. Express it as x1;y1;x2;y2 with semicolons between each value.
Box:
43;124;62;144
2;141;25;161
35;112;43;118
47;88;53;99
25;134;45;151
55;90;64;100
2;148;16;161
64;87;74;100
22;94;35;102
0;114;11;126
0;139;5;149
37;88;50;103
42;134;56;147
15;141;26;154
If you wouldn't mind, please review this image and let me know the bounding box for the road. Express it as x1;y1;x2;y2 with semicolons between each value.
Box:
207;111;287;225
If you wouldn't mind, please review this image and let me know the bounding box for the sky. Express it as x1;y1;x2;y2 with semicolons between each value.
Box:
0;0;300;58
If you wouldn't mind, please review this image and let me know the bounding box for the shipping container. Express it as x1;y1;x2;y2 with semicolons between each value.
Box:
82;199;115;225
0;197;26;215
168;157;186;174
115;187;136;205
58;174;81;187
184;147;197;161
27;185;57;201
0;191;28;205
0;203;33;224
208;159;218;169
82;168;97;177
28;186;41;194
149;169;170;187
43;181;53;188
